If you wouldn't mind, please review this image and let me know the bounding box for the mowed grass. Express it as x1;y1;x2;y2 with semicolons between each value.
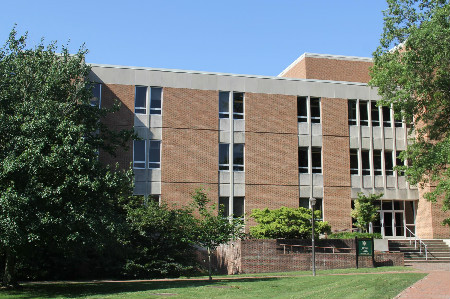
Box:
0;267;425;299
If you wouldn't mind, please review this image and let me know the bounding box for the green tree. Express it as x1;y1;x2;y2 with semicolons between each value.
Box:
191;189;244;281
249;207;331;239
370;0;450;225
351;193;382;233
0;29;134;287
123;198;198;278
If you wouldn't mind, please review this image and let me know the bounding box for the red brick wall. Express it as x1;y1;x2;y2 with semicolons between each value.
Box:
245;93;299;225
215;239;403;274
417;185;450;238
281;56;373;83
161;88;219;206
321;98;352;231
281;57;306;79
99;83;134;169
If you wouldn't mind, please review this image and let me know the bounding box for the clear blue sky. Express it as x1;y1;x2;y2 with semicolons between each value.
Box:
1;0;388;76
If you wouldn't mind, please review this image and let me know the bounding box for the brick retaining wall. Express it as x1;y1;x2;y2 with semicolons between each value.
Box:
215;239;403;274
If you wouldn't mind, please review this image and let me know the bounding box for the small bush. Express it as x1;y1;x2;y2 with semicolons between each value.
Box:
328;232;382;239
250;207;331;239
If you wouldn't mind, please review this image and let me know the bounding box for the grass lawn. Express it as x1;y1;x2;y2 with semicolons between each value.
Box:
0;267;425;299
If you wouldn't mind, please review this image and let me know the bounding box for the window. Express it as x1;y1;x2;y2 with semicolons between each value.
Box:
219;197;229;217
359;101;368;126
383;107;391;127
396;151;404;176
150;87;162;115
371;102;380;126
299;197;323;220
361;150;370;175
135;86;147;114
298;147;308;173
233;144;244;171
219;143;230;170
311;147;322;173
90;83;101;108
219;144;244;171
348;100;357;125
298;97;321;123
298;147;321;174
373;150;382;175
219;91;230;118
220;92;244;119
133;140;146;168
233;197;245;218
148;195;160;204
310;98;321;123
385;151;393;176
299;197;309;209
350;149;358;175
297;96;307;122
134;140;161;169
233;92;244;119
219;197;244;218
148;140;161;169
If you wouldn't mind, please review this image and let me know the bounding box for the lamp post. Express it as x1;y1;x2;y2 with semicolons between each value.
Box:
309;197;317;276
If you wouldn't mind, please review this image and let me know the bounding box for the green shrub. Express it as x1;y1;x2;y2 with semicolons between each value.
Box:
328;232;382;239
250;207;331;239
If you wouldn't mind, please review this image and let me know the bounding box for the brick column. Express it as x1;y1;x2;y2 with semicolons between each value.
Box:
99;84;134;169
321;97;352;231
161;88;219;207
245;93;299;226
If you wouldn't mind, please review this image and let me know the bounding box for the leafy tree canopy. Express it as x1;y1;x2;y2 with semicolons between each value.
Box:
370;0;450;225
191;188;244;281
250;207;331;239
351;193;382;233
0;28;134;286
122;198;198;279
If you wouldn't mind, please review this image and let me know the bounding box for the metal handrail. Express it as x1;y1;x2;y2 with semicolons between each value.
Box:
405;226;428;260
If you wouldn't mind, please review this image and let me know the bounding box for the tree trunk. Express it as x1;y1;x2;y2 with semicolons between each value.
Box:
2;248;17;288
207;247;212;282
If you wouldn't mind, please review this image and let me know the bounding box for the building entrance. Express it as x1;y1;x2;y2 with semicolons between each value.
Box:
372;200;417;238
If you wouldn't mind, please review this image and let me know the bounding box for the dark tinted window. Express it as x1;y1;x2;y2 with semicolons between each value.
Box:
359;101;368;126
233;144;244;171
135;86;147;114
297;96;307;122
362;150;370;175
298;147;308;173
350;149;358;174
219;91;230;118
219;144;229;170
310;98;320;123
233;92;244;119
348;100;357;125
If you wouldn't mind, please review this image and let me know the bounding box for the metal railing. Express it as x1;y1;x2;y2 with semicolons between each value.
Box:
406;226;428;260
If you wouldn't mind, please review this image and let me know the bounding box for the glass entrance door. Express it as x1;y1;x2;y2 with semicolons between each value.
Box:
381;211;405;238
395;212;405;237
382;212;393;237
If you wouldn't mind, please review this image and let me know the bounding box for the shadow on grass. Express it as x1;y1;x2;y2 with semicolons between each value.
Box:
0;277;279;299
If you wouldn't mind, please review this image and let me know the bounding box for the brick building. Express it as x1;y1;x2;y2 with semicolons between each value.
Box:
89;53;449;239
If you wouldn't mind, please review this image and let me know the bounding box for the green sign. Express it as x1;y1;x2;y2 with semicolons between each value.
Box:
357;239;373;256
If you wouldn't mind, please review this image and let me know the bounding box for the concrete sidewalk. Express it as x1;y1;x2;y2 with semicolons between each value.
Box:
394;263;450;299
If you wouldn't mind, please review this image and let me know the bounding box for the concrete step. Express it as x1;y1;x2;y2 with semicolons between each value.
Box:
405;259;450;263
404;253;450;257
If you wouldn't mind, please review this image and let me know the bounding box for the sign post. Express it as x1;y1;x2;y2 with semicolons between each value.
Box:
356;237;374;269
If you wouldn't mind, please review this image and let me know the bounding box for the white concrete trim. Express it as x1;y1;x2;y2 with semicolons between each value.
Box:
89;63;368;87
90;65;381;102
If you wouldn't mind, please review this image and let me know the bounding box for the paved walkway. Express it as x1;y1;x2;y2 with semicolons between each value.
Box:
395;263;450;299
